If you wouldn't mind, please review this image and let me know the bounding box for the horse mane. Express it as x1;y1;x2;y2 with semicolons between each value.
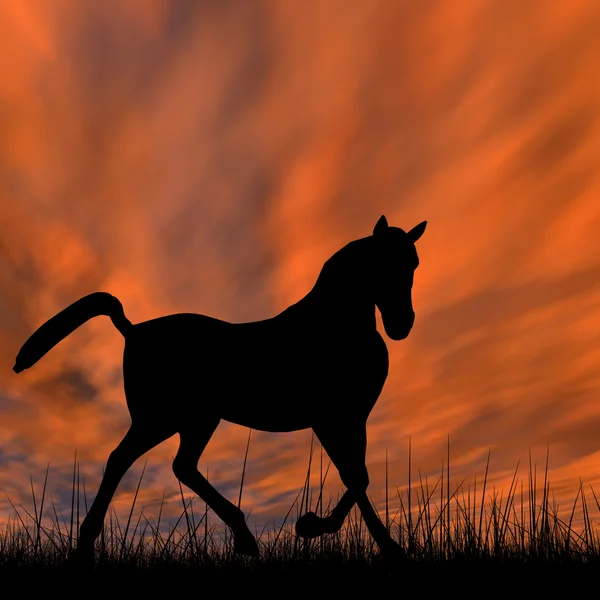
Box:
315;236;373;289
277;236;374;322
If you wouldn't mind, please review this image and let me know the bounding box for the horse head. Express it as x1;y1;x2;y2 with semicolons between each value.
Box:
371;215;426;340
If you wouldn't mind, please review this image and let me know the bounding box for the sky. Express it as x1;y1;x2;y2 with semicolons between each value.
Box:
1;0;600;537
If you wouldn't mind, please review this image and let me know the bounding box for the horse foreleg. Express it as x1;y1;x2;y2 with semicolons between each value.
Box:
173;422;259;557
295;488;355;538
296;422;362;539
299;420;404;560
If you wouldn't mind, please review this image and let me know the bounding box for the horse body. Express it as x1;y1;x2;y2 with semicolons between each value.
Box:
13;215;426;563
122;295;389;433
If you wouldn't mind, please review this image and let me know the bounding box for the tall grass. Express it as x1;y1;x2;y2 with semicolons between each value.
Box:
2;436;600;577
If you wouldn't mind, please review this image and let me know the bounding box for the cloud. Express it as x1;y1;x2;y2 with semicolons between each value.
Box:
1;0;600;539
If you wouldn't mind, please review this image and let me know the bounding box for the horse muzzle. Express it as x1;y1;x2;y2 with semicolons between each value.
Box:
381;310;415;341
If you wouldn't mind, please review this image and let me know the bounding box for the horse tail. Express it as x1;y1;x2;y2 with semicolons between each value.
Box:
13;292;133;374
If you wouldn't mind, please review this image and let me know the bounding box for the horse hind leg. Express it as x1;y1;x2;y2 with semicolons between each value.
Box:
76;422;175;562
173;421;259;557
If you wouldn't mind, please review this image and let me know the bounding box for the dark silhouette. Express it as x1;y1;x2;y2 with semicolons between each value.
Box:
13;215;427;563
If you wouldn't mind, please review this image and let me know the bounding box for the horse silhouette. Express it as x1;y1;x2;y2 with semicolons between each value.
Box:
13;214;426;562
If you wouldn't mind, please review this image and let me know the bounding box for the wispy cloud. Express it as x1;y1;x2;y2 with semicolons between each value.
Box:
1;1;600;531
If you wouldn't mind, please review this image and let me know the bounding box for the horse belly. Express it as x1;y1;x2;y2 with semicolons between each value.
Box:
216;359;318;432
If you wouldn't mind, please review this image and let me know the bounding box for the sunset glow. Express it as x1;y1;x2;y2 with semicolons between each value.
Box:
2;1;600;533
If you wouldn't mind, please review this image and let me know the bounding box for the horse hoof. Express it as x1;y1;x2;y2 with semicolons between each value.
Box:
295;511;324;539
234;532;259;557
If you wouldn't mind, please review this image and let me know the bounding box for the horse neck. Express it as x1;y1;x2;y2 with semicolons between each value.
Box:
301;237;376;331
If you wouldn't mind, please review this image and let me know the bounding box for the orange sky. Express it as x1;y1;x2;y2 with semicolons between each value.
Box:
2;0;600;536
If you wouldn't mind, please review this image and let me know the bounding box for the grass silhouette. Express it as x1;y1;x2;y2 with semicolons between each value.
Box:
2;437;600;586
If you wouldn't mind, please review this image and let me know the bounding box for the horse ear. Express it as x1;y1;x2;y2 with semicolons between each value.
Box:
373;215;388;236
407;221;427;242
